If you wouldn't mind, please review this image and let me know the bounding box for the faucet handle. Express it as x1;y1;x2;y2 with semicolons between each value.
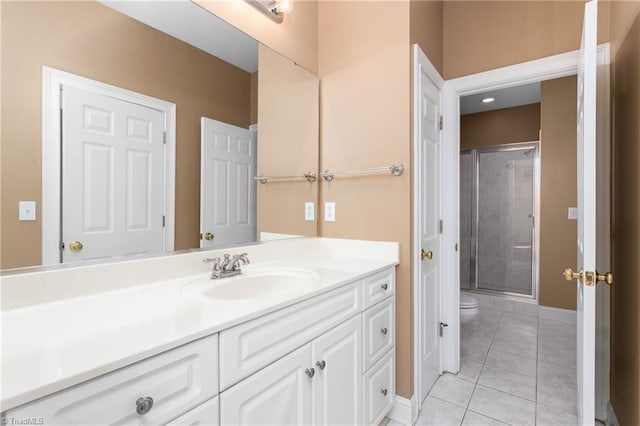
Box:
232;253;250;264
203;257;221;271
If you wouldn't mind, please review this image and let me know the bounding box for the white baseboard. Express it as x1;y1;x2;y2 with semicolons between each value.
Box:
388;394;418;425
538;306;577;323
606;401;619;426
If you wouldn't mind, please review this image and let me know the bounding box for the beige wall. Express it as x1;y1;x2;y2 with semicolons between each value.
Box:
257;44;319;237
461;103;540;149
539;77;578;310
443;1;610;79
0;1;252;269
318;0;413;398
460;90;578;311
610;5;640;425
410;0;443;75
194;0;318;75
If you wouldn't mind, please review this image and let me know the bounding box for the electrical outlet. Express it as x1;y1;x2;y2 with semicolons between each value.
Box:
324;202;336;222
304;202;315;221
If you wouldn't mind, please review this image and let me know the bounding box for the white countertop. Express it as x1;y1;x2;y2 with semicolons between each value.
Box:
1;247;398;411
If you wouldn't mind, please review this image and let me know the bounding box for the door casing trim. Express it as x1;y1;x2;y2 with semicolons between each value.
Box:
42;66;176;265
439;44;611;420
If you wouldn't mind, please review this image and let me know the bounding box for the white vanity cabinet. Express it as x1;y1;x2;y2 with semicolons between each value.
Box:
4;334;219;425
219;267;396;426
3;267;396;426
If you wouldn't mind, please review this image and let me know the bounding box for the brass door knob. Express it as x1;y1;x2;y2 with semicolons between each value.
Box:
421;249;433;260
596;271;614;285
563;268;583;282
204;232;214;241
69;241;83;252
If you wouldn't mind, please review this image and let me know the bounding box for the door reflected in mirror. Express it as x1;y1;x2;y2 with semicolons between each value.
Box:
0;0;319;270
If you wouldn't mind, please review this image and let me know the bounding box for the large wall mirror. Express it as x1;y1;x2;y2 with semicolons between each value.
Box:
0;0;319;270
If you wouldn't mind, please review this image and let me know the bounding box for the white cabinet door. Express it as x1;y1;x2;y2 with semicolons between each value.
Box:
220;345;313;426
311;316;362;426
200;117;256;248
167;396;219;426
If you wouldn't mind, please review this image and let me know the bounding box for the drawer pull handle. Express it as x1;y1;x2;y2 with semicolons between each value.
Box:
380;283;388;291
305;368;316;378
136;397;154;415
380;388;388;396
381;327;388;335
316;360;326;370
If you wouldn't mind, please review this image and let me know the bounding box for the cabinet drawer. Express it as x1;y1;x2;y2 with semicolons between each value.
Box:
167;396;219;426
363;298;395;370
220;281;361;390
363;269;395;309
363;349;395;426
6;334;218;425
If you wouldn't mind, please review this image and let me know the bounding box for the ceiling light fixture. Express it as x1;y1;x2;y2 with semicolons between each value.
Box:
482;97;495;103
245;0;285;23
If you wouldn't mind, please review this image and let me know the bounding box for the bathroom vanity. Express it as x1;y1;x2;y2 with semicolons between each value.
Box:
1;238;398;425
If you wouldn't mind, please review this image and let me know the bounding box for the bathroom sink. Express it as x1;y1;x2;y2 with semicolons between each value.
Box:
185;268;321;301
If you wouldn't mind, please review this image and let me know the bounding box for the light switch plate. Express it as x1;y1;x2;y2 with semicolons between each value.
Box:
19;201;36;221
568;207;578;220
304;202;315;221
324;202;336;222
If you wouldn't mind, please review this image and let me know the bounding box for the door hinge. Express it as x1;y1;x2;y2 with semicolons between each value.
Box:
438;116;443;131
162;216;165;227
163;131;167;144
439;322;448;337
439;219;443;234
59;86;64;110
60;241;65;251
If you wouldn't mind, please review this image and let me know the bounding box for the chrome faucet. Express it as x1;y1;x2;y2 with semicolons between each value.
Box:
203;253;250;279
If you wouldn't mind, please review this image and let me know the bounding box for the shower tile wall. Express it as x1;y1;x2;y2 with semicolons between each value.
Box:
461;147;536;296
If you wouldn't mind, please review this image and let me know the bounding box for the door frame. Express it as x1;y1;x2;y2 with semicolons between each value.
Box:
439;46;611;419
41;67;176;265
412;44;444;421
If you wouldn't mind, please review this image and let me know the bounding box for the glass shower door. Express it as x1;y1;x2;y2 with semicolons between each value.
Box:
460;151;473;290
476;147;535;296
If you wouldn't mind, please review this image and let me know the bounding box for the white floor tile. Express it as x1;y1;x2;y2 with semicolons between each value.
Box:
428;374;476;408
468;385;536;426
514;302;538;317
537;381;577;416
485;347;537;377
462;411;508;426
416;396;466;426
478;365;537;401
537;358;577;388
491;332;537;358
456;358;484;383
536;402;578;426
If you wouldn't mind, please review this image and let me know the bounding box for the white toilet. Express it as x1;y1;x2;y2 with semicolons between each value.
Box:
460;293;479;325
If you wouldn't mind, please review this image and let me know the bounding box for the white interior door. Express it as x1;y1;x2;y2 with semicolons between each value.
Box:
200;117;256;248
417;53;442;403
575;1;598;424
62;85;165;262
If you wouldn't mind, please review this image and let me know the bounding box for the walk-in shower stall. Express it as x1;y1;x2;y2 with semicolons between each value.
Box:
460;142;540;299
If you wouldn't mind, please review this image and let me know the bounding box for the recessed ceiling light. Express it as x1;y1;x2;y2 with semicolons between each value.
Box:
482;97;495;103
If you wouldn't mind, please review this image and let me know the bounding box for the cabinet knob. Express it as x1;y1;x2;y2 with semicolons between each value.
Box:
380;283;388;291
380;327;388;335
316;360;326;370
305;368;315;378
380;388;388;396
136;397;154;415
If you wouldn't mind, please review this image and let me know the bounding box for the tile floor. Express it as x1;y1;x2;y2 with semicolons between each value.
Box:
406;304;577;426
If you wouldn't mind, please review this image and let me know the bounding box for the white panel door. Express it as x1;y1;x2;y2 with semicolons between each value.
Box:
220;344;312;426
575;1;598;424
418;55;442;402
200;117;256;248
62;85;165;263
311;315;362;426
